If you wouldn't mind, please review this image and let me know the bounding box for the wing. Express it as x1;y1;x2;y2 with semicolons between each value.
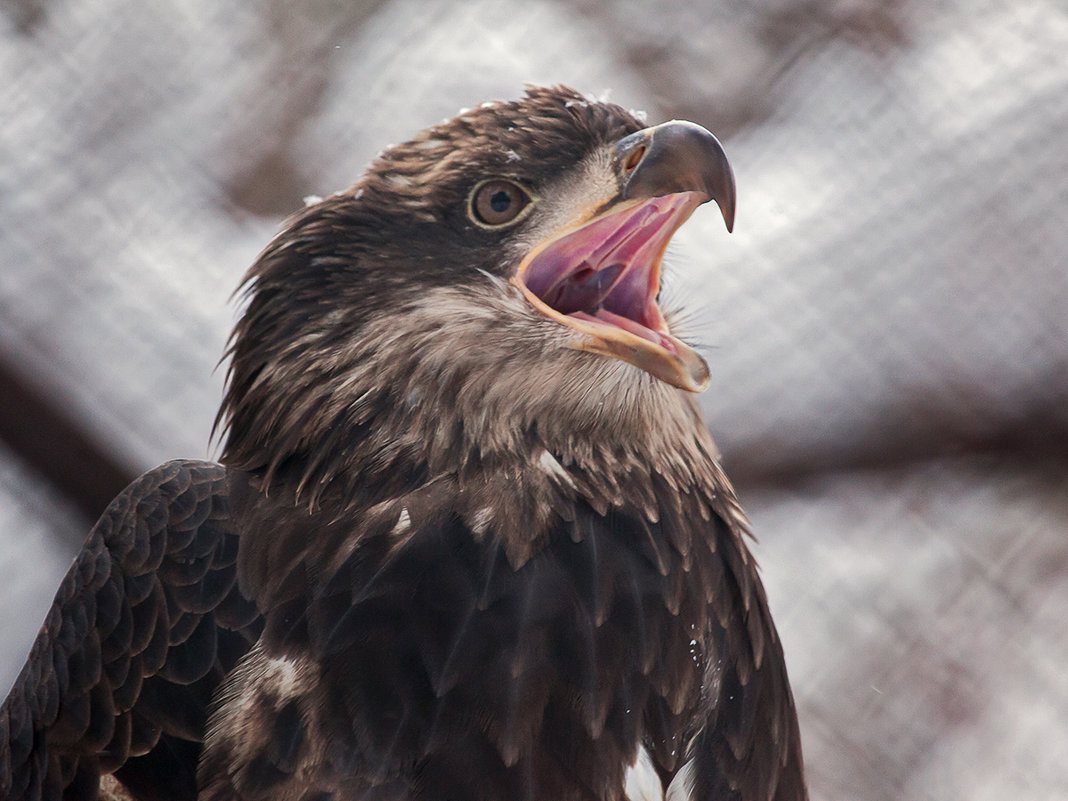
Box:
679;521;808;801
0;460;262;801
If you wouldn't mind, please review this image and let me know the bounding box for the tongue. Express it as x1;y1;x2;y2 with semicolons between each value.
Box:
570;309;678;353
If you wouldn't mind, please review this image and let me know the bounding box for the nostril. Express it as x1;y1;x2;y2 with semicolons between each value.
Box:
621;144;647;174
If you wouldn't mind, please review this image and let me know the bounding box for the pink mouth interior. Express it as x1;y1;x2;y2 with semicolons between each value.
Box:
520;193;702;353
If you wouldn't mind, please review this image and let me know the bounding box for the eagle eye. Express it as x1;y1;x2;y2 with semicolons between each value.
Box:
468;179;533;228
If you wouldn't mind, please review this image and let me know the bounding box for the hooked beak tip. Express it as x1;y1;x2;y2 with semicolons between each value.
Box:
615;120;736;235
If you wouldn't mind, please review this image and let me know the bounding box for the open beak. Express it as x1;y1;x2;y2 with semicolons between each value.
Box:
512;120;735;392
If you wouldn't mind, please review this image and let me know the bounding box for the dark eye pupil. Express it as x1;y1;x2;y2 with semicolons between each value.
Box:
490;190;512;212
471;180;530;227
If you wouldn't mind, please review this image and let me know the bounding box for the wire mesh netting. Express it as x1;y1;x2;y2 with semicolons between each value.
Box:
1;1;1066;798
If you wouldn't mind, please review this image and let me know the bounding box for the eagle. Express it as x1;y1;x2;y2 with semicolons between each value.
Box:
1;86;806;801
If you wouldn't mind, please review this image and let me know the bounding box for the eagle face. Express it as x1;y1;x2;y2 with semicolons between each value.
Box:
221;86;735;508
353;86;735;395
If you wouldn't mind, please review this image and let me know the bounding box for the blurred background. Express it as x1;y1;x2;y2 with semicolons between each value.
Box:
1;0;1066;798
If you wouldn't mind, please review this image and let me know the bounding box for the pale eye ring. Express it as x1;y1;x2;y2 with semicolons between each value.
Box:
467;179;534;228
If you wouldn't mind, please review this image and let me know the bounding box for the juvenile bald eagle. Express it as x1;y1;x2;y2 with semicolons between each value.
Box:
0;86;806;801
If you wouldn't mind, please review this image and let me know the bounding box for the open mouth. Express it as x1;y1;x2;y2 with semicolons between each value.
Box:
513;191;710;390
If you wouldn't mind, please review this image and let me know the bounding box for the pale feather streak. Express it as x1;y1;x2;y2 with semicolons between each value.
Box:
624;746;663;801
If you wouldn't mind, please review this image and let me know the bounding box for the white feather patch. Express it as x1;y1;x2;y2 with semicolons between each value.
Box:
471;506;494;535
624;746;663;801
391;506;411;536
99;773;137;801
665;758;695;801
261;654;310;701
538;449;576;490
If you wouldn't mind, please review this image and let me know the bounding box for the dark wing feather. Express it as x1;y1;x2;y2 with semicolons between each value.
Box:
688;524;808;801
0;460;262;801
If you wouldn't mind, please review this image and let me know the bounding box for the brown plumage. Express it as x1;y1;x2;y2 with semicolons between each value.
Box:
1;86;806;801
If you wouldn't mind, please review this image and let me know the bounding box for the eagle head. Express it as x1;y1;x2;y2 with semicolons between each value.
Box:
218;86;735;503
